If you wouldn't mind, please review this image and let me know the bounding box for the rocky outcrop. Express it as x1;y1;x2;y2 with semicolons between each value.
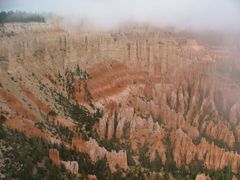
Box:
62;161;79;175
129;115;167;163
1;22;240;176
106;150;128;172
72;137;106;161
195;173;211;180
72;137;128;172
87;175;97;180
129;92;199;139
49;149;79;175
49;115;76;130
202;121;235;147
171;129;240;173
98;105;167;163
98;105;134;140
0;89;40;122
20;84;51;115
116;107;134;139
49;149;61;167
4;118;49;140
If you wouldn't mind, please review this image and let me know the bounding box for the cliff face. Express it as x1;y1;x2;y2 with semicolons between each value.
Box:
1;22;240;178
49;149;79;175
171;130;240;173
0;22;60;35
49;149;61;167
72;137;128;172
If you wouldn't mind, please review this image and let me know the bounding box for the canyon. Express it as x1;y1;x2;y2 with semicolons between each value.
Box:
1;21;240;179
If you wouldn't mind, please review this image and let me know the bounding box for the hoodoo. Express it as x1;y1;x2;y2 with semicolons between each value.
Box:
1;2;240;179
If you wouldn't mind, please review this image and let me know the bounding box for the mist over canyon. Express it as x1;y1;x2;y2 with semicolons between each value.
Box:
1;1;240;179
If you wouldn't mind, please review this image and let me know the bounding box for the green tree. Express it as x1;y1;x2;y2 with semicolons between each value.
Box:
139;142;150;168
150;150;162;172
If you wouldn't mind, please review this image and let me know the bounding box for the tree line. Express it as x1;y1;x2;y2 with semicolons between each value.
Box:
0;11;45;23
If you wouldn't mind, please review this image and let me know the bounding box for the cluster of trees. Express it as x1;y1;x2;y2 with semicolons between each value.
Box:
54;83;103;126
65;70;75;99
1;125;123;179
75;65;93;105
98;138;126;152
75;65;91;81
0;11;45;23
0;126;73;179
64;66;92;103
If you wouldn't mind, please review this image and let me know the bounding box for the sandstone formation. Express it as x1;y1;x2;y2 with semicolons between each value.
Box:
49;149;61;167
49;149;79;176
87;175;97;180
195;173;211;180
202;120;235;147
171;129;240;173
72;137;128;172
1;21;240;178
62;161;79;175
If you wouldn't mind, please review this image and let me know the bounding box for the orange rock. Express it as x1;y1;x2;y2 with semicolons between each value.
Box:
72;137;128;172
4;118;48;140
195;173;211;180
0;89;40;122
171;129;240;173
49;149;61;167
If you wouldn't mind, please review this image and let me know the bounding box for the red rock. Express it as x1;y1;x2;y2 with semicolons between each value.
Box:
49;149;60;167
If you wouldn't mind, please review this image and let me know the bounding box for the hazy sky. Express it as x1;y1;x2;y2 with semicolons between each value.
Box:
0;0;240;31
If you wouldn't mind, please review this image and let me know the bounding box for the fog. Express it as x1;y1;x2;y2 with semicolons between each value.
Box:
0;0;240;31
